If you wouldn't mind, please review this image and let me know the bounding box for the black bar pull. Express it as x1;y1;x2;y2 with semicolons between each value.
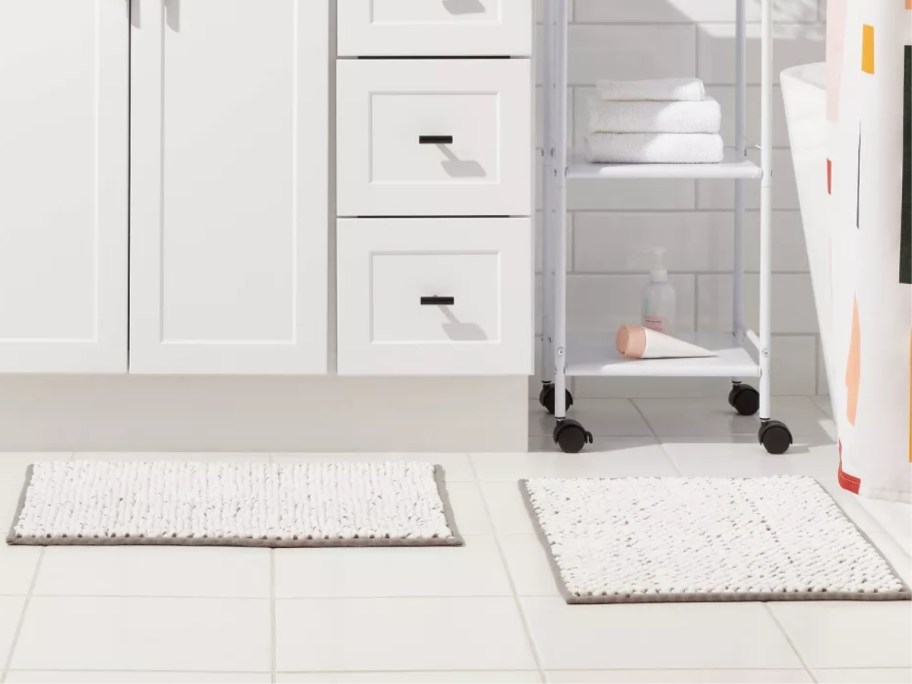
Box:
419;135;454;145
421;296;455;306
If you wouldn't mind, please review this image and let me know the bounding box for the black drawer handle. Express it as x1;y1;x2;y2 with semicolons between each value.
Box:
421;296;455;306
419;135;454;145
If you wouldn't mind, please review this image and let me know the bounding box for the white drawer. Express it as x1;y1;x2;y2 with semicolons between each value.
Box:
336;59;532;218
337;218;533;376
337;0;532;57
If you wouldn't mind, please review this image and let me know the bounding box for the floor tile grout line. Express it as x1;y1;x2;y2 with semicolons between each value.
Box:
630;400;684;476
467;454;546;684
762;603;816;683
2;547;44;681
270;548;277;684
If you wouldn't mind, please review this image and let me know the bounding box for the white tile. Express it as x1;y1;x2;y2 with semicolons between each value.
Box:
521;597;802;669
857;499;912;555
277;673;541;683
572;210;809;275
479;480;539;536
568;274;696;335
697;273;819;335
574;0;818;23
811;669;912;683
274;535;512;598
10;597;271;672
769;602;912;668
445;482;495;536
472;440;674;481
635;396;831;440
0;596;25;662
706;85;793;149
529;399;651;437
33;546;270;598
546;670;813;683
5;673;271;683
698;150;800;210
563;25;696;85
275;598;536;672
0;477;41;595
812;395;834;418
569;178;696;211
270;452;474;483
499;535;561;596
697;23;826;86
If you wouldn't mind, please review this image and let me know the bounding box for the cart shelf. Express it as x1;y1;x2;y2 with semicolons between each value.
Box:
565;332;761;379
568;150;762;181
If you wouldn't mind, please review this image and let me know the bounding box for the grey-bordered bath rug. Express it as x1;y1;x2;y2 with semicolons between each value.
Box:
8;460;463;548
521;475;910;604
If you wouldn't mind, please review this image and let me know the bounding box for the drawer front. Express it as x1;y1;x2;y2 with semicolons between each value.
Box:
337;0;532;57
337;218;533;375
337;59;532;217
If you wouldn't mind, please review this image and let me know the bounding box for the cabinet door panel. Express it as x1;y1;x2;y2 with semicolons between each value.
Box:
130;0;328;374
0;0;128;373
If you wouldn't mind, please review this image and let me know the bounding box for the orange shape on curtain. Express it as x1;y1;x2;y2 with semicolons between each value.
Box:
846;298;862;426
862;25;875;74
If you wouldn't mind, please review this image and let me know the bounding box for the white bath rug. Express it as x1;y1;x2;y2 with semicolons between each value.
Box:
8;461;462;547
522;476;910;603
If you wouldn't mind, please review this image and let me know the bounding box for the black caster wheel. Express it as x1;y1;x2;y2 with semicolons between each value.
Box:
728;383;760;416
553;419;593;454
759;420;793;455
539;383;574;415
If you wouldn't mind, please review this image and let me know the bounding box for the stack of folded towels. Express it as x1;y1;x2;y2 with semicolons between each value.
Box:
586;78;724;164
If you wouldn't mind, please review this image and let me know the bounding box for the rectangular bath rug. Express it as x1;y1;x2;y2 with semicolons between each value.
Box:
8;461;462;547
521;476;910;604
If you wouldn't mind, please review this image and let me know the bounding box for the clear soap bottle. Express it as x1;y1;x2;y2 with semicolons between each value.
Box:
642;247;676;334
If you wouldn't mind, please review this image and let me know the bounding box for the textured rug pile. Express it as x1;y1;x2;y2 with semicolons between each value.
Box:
522;475;909;603
7;460;462;547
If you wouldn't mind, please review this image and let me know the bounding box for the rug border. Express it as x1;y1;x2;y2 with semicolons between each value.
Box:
7;462;464;549
519;477;912;605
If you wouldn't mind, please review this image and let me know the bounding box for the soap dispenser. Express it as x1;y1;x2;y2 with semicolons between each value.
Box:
642;247;676;334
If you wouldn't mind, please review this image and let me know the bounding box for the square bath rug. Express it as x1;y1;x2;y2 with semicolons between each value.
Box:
521;476;910;604
8;460;462;547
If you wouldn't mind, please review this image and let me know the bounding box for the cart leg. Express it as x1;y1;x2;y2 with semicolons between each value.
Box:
757;0;792;455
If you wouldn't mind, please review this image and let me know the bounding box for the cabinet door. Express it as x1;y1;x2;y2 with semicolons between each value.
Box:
130;0;328;374
0;0;128;373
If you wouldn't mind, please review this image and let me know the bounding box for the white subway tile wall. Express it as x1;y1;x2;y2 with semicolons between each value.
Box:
533;0;825;398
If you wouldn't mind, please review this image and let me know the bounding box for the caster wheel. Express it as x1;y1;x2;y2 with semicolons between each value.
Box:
759;420;793;455
539;383;574;415
728;383;760;416
553;419;593;454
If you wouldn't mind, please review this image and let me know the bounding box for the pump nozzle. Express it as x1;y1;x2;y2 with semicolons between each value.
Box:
649;247;668;283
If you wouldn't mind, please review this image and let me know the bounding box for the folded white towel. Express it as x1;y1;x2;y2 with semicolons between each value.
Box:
586;133;725;164
589;96;722;134
597;78;705;102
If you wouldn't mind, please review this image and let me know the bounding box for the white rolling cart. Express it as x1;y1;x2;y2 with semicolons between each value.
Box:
538;0;794;455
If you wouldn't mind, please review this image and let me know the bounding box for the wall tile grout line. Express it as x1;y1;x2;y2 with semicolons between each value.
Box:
466;453;547;683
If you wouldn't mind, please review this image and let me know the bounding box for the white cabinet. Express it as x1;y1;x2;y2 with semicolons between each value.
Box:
337;218;533;375
129;0;328;375
337;0;532;57
0;0;129;373
336;59;532;218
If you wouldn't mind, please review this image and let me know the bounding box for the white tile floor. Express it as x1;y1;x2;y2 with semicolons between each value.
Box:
0;396;910;684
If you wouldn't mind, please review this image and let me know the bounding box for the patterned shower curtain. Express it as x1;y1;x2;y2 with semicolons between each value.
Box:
826;0;911;501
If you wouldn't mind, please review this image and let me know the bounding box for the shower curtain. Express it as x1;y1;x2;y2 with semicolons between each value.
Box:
826;0;911;502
